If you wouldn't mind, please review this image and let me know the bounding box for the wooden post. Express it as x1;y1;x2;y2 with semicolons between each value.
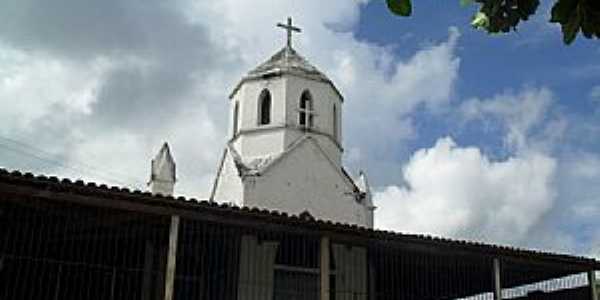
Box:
164;215;180;300
142;240;155;300
320;236;330;300
588;270;598;300
110;267;117;300
53;265;62;300
493;258;502;300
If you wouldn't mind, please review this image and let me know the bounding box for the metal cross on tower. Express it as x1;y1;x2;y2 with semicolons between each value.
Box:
277;17;301;49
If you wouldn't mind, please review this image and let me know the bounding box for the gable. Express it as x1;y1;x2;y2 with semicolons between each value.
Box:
210;148;244;206
258;136;358;192
242;137;367;226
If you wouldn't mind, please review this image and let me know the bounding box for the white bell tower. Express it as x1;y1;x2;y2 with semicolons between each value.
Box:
228;17;343;165
212;18;374;228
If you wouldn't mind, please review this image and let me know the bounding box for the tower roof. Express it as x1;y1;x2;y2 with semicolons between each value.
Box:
229;46;343;100
230;17;343;100
249;46;328;80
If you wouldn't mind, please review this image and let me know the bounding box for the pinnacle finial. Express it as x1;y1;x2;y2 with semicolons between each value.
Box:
148;142;176;196
277;17;301;49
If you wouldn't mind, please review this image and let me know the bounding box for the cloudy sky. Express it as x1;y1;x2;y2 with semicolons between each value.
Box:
1;1;599;256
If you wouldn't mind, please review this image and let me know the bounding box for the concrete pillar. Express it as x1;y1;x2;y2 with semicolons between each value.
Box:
163;215;180;300
588;270;598;300
493;258;502;300
320;236;330;300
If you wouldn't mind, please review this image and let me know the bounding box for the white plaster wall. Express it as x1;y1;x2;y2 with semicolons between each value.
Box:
283;75;343;162
230;78;288;158
212;150;244;207
282;128;303;148
243;139;369;227
283;129;341;163
230;75;343;161
236;78;287;130
149;180;174;196
310;133;342;164
236;129;286;159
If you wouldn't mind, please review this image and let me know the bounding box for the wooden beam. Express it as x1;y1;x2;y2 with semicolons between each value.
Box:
164;215;180;300
588;270;598;300
321;236;330;300
493;258;502;300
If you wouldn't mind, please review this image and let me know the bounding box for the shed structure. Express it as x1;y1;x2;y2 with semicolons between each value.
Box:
0;168;599;300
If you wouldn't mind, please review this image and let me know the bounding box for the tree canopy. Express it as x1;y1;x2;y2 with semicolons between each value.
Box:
386;0;600;45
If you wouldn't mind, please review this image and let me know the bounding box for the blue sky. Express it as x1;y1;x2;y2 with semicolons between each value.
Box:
355;2;600;254
356;1;599;155
0;0;598;256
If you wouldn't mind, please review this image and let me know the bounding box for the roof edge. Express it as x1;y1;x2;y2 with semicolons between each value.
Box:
1;167;599;269
228;70;344;101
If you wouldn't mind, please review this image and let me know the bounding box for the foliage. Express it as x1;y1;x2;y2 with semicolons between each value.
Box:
385;0;600;45
550;0;600;44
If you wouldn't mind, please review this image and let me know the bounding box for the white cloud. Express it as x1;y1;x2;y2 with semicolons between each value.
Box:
559;152;600;225
460;87;554;151
0;0;463;198
338;28;461;183
374;86;563;247
375;136;557;245
0;47;110;133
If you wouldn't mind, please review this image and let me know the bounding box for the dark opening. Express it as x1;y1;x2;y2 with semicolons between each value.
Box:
233;102;239;136
259;90;271;125
299;91;312;127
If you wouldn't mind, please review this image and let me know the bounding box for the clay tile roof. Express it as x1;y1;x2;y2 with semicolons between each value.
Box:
0;167;599;269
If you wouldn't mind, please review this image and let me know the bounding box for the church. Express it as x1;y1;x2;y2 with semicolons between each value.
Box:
1;18;599;300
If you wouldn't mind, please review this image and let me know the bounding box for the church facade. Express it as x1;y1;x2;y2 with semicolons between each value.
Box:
209;20;374;227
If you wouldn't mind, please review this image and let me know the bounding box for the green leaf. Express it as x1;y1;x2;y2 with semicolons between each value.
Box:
471;12;490;29
551;0;579;23
477;0;539;34
563;4;582;44
386;0;412;17
580;3;594;38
